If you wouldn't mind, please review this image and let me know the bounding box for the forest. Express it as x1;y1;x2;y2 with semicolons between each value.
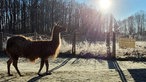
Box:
0;0;146;41
1;1;146;81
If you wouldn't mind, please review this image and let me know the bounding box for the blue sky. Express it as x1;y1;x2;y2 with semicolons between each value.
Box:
76;0;146;20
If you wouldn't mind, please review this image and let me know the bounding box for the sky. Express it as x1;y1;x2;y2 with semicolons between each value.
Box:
76;0;146;20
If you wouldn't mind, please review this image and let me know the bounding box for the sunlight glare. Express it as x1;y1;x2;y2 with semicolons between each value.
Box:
99;0;111;10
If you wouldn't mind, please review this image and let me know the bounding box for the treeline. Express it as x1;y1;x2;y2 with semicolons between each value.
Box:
1;0;71;34
0;0;111;41
0;0;146;41
119;11;146;37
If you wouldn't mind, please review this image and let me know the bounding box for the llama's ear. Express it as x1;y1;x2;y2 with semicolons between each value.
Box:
56;21;61;26
54;22;59;26
54;21;62;26
54;22;57;26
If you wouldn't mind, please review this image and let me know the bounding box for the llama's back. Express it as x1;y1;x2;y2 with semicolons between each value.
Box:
6;35;30;57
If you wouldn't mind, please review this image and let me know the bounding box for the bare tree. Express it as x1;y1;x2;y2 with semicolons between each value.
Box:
128;16;135;35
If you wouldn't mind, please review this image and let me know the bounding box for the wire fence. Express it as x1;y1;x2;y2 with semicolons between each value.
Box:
0;32;78;55
1;32;146;59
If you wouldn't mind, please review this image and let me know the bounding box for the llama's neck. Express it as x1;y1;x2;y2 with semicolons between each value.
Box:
51;31;61;59
52;32;61;44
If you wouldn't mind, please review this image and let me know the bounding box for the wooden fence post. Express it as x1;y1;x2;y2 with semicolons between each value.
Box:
0;32;3;51
34;31;37;40
72;31;76;55
106;32;111;58
112;31;116;58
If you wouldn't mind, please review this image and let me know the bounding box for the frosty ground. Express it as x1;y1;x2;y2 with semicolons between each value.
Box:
1;40;146;82
0;57;146;82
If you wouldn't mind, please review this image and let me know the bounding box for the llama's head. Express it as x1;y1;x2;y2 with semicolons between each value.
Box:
53;23;67;33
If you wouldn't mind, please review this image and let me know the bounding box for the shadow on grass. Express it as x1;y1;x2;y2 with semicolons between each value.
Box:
128;69;146;82
58;53;108;59
107;60;115;69
117;57;146;62
0;76;17;82
71;57;80;64
107;60;127;82
27;58;71;82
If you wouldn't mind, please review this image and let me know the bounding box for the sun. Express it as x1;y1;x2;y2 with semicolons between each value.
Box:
98;0;111;10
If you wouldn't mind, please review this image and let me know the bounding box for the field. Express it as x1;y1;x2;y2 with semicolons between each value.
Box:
0;57;146;82
1;40;146;82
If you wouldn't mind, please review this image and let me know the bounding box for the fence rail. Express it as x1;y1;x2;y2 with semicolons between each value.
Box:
0;32;77;55
1;32;145;59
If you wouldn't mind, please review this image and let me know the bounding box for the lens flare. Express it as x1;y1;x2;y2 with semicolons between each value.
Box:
99;0;111;10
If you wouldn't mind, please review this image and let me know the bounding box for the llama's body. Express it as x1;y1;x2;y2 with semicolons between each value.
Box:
7;37;61;61
6;24;65;76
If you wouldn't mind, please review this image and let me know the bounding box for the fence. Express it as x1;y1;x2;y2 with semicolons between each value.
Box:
0;32;3;51
2;31;144;59
0;32;39;51
0;32;108;58
0;32;78;55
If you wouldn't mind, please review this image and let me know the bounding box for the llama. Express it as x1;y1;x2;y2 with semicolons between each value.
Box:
6;23;66;76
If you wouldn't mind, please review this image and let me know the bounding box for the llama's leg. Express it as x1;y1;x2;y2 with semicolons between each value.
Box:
13;58;22;76
45;59;51;74
45;60;52;75
45;60;48;73
7;58;13;76
38;59;45;76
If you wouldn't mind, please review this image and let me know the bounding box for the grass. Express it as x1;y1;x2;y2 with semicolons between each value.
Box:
2;36;146;58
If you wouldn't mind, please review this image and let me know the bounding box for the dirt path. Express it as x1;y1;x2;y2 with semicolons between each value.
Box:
0;58;146;82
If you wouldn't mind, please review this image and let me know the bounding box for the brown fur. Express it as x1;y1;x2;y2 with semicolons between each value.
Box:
6;24;66;76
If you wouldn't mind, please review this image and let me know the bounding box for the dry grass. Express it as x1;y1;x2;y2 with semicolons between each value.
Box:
3;36;146;57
